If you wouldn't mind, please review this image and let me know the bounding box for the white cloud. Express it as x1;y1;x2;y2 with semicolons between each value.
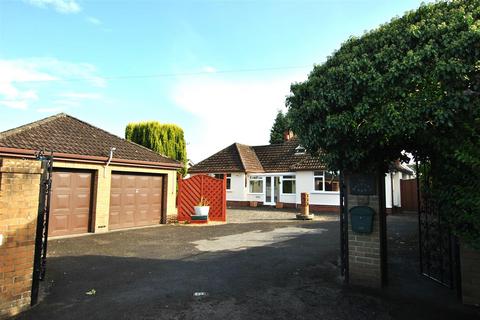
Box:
0;100;29;110
24;0;81;14
202;66;217;73
58;92;102;100
53;99;81;107
0;60;52;110
0;58;106;111
37;107;64;113
172;72;308;162
86;16;101;25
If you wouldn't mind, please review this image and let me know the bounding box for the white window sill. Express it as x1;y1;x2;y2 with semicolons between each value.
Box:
248;192;264;195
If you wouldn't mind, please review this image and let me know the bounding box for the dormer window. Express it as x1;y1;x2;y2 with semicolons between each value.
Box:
295;145;306;155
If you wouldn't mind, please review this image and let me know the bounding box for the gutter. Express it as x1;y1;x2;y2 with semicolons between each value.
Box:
0;147;183;170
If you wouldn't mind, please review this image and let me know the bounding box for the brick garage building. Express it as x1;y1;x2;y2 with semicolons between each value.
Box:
0;113;182;237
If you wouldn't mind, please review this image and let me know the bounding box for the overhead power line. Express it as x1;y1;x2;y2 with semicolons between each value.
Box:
12;64;313;84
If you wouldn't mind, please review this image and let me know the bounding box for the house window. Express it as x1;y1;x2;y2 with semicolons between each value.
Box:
314;171;324;191
213;173;231;190
249;175;263;193
282;175;296;194
314;171;339;192
226;174;231;190
324;171;339;191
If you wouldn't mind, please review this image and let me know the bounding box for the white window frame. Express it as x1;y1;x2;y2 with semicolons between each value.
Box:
295;145;306;155
312;171;340;193
313;171;325;192
248;175;264;194
281;175;296;195
212;173;232;191
226;173;232;191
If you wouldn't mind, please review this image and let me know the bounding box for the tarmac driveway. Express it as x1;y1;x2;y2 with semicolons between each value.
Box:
16;209;479;320
18;212;343;320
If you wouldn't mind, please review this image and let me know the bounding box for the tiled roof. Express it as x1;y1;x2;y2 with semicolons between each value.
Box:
236;143;264;173
189;143;264;173
0;113;181;167
190;138;326;173
289;155;326;171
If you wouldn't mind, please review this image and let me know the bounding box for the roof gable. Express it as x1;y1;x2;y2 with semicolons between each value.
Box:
0;113;180;167
188;143;245;173
235;143;264;173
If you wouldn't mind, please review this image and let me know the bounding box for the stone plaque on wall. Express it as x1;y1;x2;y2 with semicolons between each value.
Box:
349;173;377;195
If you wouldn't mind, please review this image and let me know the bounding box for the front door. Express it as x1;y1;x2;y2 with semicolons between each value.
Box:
265;176;276;205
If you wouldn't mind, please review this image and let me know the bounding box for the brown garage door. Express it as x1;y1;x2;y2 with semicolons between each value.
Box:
109;173;164;231
49;170;93;237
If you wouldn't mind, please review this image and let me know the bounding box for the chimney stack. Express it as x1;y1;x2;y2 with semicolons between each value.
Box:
283;130;294;141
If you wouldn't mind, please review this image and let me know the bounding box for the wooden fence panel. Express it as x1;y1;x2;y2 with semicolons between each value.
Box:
177;175;226;222
400;179;418;212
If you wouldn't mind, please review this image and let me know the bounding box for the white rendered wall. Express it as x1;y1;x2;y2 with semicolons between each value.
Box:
385;172;402;209
295;171;340;206
226;172;247;201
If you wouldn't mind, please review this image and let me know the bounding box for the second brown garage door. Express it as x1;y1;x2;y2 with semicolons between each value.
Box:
109;173;164;231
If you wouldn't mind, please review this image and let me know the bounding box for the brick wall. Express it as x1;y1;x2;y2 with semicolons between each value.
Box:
0;158;42;319
309;204;340;214
226;200;340;213
346;173;385;288
460;243;480;306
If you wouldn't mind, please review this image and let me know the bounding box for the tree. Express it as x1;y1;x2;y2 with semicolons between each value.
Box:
125;121;188;175
270;110;292;144
287;0;480;246
269;110;289;144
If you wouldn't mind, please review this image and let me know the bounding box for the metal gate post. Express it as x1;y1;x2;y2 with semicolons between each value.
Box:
31;153;53;306
339;172;349;282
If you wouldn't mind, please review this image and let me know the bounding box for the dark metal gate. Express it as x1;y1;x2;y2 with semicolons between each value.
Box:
339;172;349;281
31;151;53;306
417;161;461;290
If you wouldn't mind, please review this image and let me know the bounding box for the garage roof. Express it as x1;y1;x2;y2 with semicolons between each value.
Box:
0;113;182;169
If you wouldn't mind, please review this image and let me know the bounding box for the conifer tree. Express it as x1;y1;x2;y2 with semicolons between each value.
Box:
126;121;187;175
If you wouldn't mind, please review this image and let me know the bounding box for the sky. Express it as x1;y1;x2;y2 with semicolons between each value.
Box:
0;0;430;162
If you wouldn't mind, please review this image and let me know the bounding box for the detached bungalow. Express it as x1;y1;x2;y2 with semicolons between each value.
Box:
189;136;340;212
0;113;182;237
190;135;416;213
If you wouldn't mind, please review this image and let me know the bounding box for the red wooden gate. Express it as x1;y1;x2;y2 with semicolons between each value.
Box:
177;175;226;222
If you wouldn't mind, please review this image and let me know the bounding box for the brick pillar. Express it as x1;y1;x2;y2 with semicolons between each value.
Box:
0;158;42;319
346;172;386;288
460;243;480;306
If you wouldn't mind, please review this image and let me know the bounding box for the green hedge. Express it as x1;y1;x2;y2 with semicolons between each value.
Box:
287;0;480;246
126;121;187;175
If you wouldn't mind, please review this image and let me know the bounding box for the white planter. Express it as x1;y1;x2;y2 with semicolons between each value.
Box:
194;206;210;216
